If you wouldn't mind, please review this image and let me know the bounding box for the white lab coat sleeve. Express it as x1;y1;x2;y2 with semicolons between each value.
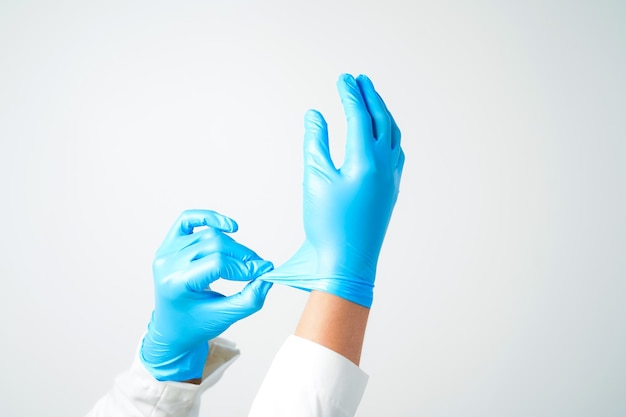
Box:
86;338;240;417
248;335;369;417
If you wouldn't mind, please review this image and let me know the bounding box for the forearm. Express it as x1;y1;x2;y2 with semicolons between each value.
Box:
295;290;370;365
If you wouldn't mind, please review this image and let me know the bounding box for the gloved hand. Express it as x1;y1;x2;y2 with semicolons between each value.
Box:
140;209;274;381
261;74;405;308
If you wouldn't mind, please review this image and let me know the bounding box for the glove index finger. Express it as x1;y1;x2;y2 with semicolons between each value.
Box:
185;255;274;293
164;209;238;244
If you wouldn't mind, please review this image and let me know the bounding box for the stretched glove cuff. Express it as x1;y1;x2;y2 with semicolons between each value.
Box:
264;273;374;308
260;242;375;307
301;276;374;308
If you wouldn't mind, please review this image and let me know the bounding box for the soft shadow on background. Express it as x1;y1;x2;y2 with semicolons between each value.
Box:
0;1;624;416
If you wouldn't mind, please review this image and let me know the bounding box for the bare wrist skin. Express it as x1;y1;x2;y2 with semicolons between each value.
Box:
182;377;202;385
295;290;370;365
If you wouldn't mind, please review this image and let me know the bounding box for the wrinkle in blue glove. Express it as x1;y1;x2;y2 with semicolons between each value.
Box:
261;74;405;308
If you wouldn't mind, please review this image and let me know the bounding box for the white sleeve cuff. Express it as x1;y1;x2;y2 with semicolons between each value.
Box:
249;335;369;417
87;338;239;417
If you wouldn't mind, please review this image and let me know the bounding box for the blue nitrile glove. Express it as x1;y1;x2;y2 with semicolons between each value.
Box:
261;74;405;308
140;209;274;381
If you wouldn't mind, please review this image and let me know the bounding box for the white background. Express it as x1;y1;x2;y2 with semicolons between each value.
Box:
1;1;624;416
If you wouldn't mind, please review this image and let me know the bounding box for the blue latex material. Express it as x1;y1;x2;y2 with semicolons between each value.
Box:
261;74;405;307
140;209;274;381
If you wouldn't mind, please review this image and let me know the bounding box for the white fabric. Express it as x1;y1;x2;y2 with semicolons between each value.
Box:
86;338;240;417
86;335;369;417
249;335;369;417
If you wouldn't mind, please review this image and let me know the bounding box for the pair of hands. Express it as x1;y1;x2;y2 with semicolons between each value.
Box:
141;74;405;381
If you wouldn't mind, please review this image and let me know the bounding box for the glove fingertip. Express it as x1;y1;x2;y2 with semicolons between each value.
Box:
223;217;239;233
254;279;274;298
356;74;373;91
238;279;272;311
248;259;274;277
337;73;355;87
201;211;238;233
304;109;326;130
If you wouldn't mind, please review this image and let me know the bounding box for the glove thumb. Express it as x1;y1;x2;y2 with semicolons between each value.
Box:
303;109;336;176
220;279;273;321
